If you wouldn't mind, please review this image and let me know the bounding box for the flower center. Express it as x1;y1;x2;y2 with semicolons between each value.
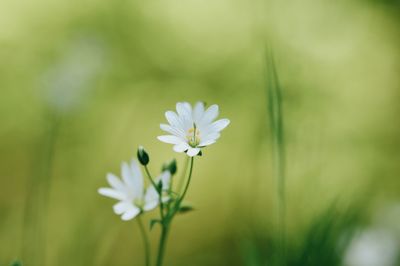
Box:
187;124;200;147
133;198;144;208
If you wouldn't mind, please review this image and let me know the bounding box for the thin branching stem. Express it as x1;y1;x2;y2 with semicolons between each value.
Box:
143;166;164;219
156;157;195;266
137;216;151;266
155;224;170;266
144;165;157;188
176;157;190;194
177;157;194;207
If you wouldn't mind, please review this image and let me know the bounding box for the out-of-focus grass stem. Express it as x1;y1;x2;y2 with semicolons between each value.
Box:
265;48;286;265
22;110;60;265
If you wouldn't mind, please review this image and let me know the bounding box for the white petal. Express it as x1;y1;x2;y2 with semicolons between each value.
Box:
176;102;192;119
193;101;205;123
144;186;158;209
182;102;192;112
157;135;184;145
98;188;126;201
165;111;183;128
200;104;219;125
199;139;216;147
121;162;133;187
176;102;193;129
210;119;230;132
121;162;142;198
143;200;158;211
121;207;140;220
160;124;186;139
113;201;131;215
106;173;125;191
201;132;221;143
130;160;144;198
186;147;201;157
173;142;190;152
158;171;171;191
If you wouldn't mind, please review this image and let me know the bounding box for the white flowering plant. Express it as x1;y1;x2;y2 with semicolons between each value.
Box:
98;101;230;266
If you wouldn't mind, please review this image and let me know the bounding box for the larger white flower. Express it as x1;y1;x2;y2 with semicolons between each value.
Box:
158;102;230;157
98;160;171;221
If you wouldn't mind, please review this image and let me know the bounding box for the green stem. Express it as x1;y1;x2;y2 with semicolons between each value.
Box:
156;157;195;266
177;157;194;206
137;216;150;266
144;165;157;188
156;224;170;266
176;157;190;195
143;166;164;219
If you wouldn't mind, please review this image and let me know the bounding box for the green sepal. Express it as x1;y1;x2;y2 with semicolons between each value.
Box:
156;180;163;193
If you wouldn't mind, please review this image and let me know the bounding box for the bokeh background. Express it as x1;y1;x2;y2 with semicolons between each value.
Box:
1;0;399;265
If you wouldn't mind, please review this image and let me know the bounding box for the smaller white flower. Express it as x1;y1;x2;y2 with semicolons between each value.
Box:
344;228;399;266
158;102;230;157
98;160;171;221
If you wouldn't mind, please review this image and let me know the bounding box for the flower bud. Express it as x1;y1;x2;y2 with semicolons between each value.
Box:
162;159;177;175
137;146;149;166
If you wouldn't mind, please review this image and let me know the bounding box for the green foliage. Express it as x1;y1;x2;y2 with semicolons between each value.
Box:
9;260;22;266
0;0;398;264
287;204;362;266
177;204;195;214
238;203;363;266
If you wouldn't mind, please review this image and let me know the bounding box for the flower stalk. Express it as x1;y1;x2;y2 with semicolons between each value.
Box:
137;216;151;266
98;101;229;266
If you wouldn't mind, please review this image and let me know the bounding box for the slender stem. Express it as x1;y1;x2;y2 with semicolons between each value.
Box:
137;216;150;266
156;224;170;266
144;165;157;188
176;157;190;194
177;157;194;206
143;165;164;219
155;157;195;266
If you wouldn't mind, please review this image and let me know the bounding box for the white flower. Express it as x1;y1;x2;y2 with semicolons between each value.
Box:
344;228;399;266
98;160;171;221
157;102;230;157
43;37;104;113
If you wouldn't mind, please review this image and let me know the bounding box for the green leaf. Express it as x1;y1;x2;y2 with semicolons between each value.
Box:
178;204;195;214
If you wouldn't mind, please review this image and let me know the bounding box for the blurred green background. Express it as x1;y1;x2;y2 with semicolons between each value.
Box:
1;0;399;265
